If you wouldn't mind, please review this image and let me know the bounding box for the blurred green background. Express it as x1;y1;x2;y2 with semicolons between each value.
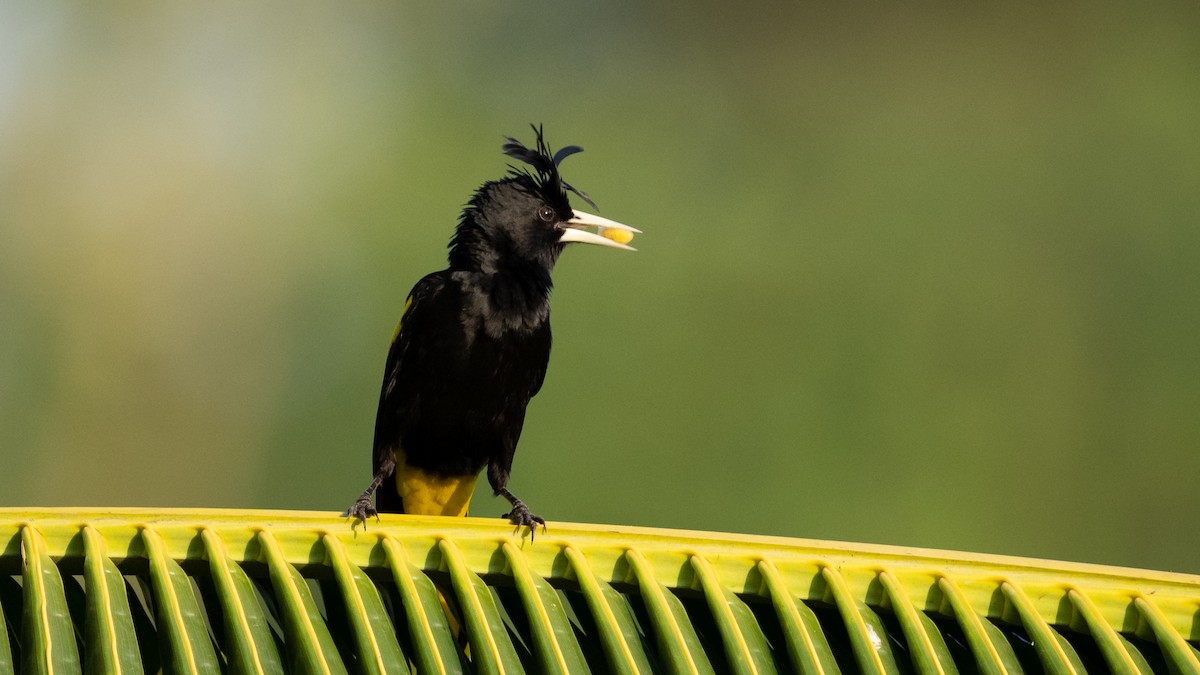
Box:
2;3;1198;573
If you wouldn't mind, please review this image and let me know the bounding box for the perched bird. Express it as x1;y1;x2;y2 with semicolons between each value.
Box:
343;126;638;536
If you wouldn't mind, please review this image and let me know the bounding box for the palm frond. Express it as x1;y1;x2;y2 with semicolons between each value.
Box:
1;507;1196;673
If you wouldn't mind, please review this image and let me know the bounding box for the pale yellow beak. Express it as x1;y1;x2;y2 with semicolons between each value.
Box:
559;210;641;251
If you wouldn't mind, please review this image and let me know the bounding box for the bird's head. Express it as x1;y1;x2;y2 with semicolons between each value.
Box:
449;126;639;275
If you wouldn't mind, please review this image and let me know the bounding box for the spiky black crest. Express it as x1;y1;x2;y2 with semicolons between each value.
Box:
502;124;597;211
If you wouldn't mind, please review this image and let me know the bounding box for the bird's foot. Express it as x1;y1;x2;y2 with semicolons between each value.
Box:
342;498;379;530
503;501;547;541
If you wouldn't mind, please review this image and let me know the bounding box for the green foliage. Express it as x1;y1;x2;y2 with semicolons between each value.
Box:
2;508;1199;673
81;527;143;675
20;528;81;675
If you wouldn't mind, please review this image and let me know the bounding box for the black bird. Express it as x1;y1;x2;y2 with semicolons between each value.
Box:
343;126;638;535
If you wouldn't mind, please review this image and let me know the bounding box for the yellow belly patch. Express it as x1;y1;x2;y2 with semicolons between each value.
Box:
393;450;478;517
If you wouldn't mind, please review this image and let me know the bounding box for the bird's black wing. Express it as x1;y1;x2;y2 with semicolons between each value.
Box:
371;272;448;512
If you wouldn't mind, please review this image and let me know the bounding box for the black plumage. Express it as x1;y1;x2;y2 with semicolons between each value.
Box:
343;126;637;535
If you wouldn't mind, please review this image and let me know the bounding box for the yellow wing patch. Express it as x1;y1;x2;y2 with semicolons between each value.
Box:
393;448;478;517
390;294;414;344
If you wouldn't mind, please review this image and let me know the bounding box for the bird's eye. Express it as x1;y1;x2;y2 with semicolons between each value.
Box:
536;206;556;222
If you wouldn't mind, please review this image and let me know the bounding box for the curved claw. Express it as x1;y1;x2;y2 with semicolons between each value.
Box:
503;502;547;541
342;498;378;530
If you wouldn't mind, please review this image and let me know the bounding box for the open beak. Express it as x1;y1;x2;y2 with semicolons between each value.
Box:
559;210;641;251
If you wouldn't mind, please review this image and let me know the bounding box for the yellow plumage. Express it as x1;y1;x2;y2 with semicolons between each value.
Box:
392;449;478;516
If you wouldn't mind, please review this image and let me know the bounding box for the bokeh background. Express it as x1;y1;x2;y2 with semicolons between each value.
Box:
2;4;1198;574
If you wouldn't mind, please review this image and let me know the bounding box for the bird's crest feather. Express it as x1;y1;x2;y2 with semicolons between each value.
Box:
502;124;597;210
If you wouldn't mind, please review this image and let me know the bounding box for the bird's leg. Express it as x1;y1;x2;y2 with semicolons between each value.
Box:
342;454;396;528
496;486;546;540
